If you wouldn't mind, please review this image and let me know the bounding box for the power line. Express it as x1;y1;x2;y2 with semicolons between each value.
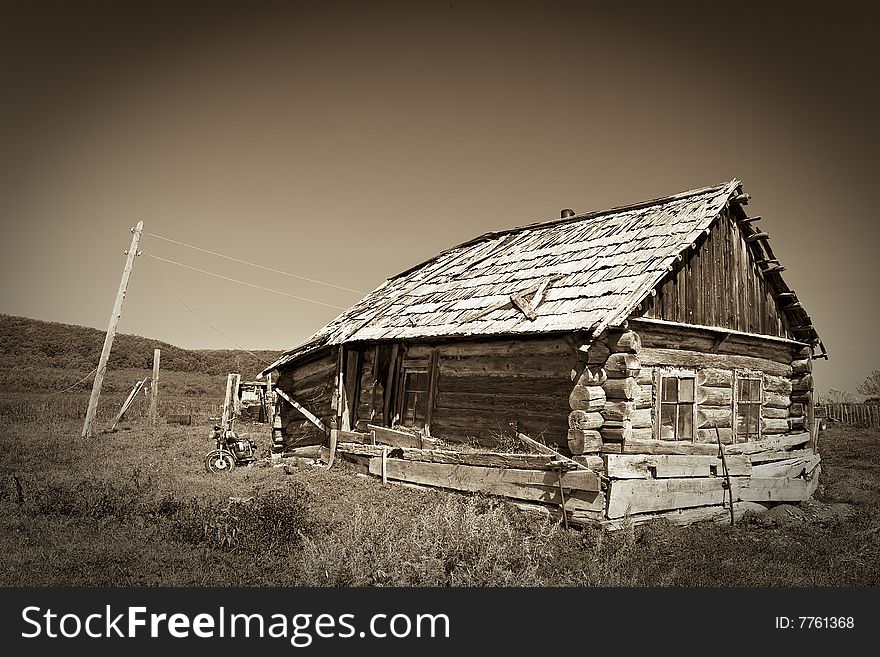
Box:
146;254;348;310
59;367;97;393
143;230;367;295
145;257;268;363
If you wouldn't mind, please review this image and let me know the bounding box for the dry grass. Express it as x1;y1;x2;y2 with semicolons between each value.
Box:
0;411;877;587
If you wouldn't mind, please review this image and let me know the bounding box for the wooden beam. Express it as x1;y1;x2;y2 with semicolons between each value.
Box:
729;192;751;204
605;453;751;479
738;215;762;224
275;388;329;433
367;458;604;509
148;348;160;427
745;231;769;242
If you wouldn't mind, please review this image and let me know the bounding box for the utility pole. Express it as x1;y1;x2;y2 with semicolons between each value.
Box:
82;221;144;438
148;348;160;427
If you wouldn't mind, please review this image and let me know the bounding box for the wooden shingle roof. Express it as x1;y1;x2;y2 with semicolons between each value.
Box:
261;178;819;375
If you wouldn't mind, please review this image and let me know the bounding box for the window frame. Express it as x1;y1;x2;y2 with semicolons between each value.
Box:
733;370;763;443
655;368;697;442
399;367;430;429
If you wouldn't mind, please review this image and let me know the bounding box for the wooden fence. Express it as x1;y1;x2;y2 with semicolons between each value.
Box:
817;403;880;428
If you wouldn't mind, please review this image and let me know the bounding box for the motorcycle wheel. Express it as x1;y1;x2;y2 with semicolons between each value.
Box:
205;449;236;474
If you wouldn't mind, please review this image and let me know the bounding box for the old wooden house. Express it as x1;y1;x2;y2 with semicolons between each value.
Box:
259;179;826;527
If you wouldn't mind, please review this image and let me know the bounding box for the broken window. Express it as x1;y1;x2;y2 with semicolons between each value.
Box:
658;371;695;441
399;368;430;428
734;371;762;443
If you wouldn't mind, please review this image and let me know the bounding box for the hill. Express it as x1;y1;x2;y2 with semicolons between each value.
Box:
0;314;281;377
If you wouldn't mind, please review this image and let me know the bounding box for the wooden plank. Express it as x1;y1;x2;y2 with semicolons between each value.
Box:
751;454;821;478
605;453;751;479
275;388;330;434
724;432;810;455
367;458;605;510
424;349;440;436
337;442;604;471
607;477;732;518
638;348;792;376
368;424;424;449
747;448;816;464
738;466;821;503
622;438;722;456
600;501;769;530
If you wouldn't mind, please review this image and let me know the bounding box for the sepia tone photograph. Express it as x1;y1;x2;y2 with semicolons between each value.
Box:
0;1;877;639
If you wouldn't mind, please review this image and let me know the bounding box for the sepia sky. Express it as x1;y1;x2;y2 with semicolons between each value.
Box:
1;0;878;395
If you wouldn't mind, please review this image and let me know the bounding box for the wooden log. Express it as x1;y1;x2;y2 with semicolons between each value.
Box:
724;432;810;454
607;477;734;518
745;231;769;242
738;466;821;503
762;406;789;419
407;337;571;359
790;390;812;405
573;365;608;386
636;368;654;385
748;448;814;464
568;410;604;430
604;353;641;379
600;401;637;422
600;501;769;531
605;453;751;479
696;386;732;406
439;355;571;378
434;392;567;416
600;424;631;442
630;319;796;364
622;438;724;455
567;429;603;455
601;404;652;428
763;374;793;395
578;340;610;365
368;424;427;449
696;427;734;444
638;348;792;376
791;358;812;375
569;384;607;411
764;391;792;409
603;377;639;400
573;455;605;470
695;368;733;387
601;425;653;442
761;418;791;434
793;345;812;359
789;402;805;416
788;416;806;431
791;374;813;392
339;443;600;470
751;454;820;478
635;383;653;408
367;458;605;510
606;330;641;353
696;406;732;429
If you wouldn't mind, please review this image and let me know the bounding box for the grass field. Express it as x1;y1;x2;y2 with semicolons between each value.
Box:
0;404;877;587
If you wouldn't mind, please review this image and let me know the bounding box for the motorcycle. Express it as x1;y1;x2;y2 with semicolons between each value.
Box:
204;421;258;474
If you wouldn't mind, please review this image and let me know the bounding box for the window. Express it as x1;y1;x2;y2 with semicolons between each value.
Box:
400;368;430;428
658;371;695;441
734;372;762;442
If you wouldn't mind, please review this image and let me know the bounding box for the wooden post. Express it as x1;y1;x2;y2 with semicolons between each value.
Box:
221;373;237;430
82;221;144;438
381;446;388;485
148;348;160;427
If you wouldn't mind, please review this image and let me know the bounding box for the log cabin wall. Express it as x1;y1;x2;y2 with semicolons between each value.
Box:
566;324;819;523
641;207;790;338
274;346;337;450
350;336;577;448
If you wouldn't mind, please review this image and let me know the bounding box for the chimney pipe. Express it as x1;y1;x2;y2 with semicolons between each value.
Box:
560;208;576;218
